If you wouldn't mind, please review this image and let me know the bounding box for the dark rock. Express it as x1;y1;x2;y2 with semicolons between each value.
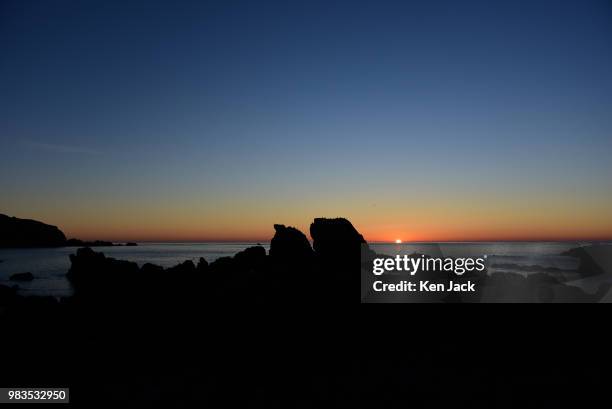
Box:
196;257;208;272
125;242;138;246
234;246;267;270
208;256;237;274
166;260;197;277
310;218;370;301
561;245;611;276
269;224;313;267
141;263;165;276
0;284;18;306
67;247;141;299
0;214;120;248
9;272;34;281
310;217;367;261
0;214;66;248
55;218;369;305
310;217;370;275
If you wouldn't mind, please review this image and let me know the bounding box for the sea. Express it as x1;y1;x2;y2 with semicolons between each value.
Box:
1;242;610;297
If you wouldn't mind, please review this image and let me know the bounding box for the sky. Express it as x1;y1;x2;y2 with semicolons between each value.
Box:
1;0;611;242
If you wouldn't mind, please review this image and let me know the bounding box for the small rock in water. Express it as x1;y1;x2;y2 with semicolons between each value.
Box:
9;272;34;281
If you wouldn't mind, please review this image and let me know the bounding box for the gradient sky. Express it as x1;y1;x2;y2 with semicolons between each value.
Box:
1;0;612;242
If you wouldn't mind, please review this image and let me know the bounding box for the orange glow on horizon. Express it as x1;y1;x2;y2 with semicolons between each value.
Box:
6;192;612;243
62;223;612;244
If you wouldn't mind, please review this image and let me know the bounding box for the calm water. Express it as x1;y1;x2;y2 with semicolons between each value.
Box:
1;241;609;297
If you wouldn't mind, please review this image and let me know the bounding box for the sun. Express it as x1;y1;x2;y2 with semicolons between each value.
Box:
395;239;402;244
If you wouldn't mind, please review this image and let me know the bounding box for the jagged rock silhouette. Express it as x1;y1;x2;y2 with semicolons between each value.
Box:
269;224;314;268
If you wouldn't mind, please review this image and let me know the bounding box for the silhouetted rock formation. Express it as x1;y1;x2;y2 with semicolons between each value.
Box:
0;214;132;248
234;245;267;270
67;247;141;304
125;242;138;246
0;284;18;306
165;260;199;285
311;218;370;300
562;245;611;276
269;224;314;268
310;217;366;260
61;218;375;306
9;272;34;282
64;243;277;307
196;257;208;272
0;214;66;247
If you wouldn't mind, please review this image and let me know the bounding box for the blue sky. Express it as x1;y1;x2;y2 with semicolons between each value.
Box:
1;0;611;240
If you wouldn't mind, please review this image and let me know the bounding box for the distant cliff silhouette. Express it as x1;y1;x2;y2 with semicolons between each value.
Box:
0;214;66;247
0;214;135;248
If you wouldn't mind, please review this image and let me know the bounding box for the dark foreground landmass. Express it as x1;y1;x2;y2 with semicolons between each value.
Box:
1;217;611;406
